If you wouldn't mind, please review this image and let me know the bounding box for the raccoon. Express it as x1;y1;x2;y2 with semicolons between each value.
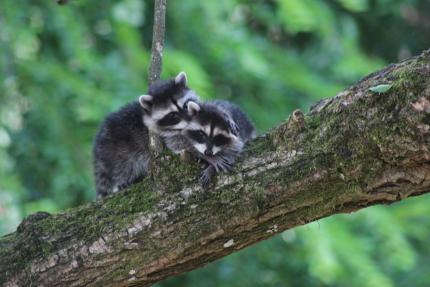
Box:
183;100;256;187
93;72;199;198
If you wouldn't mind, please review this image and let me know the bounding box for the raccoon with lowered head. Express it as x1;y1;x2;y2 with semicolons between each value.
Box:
93;72;199;198
183;100;256;187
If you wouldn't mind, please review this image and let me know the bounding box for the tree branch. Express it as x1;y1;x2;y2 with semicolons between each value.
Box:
2;50;430;287
148;0;166;86
148;0;167;168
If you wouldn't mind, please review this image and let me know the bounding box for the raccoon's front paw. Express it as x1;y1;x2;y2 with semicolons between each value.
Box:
199;166;216;189
199;173;211;189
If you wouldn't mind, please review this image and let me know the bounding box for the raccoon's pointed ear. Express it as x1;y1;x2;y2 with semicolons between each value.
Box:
186;101;200;116
175;71;188;87
228;120;239;136
139;94;153;110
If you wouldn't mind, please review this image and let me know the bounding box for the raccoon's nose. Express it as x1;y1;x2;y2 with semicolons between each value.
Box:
204;149;213;156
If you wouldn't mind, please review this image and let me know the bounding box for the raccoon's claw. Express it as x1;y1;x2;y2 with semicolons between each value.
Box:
199;166;216;189
214;160;233;173
199;172;211;189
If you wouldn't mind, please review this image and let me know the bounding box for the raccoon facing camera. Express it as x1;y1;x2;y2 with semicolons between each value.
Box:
93;72;200;198
182;100;256;188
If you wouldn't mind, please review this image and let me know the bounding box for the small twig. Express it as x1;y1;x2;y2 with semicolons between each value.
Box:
148;0;167;85
147;0;167;172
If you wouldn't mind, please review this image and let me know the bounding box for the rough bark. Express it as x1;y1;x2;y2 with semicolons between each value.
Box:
148;0;166;86
1;50;430;287
147;0;167;161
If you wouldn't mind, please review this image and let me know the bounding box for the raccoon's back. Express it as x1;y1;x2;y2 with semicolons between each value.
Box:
210;100;256;142
93;102;150;197
94;102;148;149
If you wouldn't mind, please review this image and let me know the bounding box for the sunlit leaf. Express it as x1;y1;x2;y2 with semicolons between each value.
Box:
369;84;392;93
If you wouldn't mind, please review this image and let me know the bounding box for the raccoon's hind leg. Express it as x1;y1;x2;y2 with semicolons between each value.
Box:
112;154;150;193
94;162;114;199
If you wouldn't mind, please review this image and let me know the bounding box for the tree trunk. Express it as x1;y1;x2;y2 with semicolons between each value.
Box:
1;50;430;287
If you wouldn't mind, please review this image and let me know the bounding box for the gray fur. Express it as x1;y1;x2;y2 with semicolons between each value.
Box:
181;100;256;187
93;72;200;198
93;102;151;198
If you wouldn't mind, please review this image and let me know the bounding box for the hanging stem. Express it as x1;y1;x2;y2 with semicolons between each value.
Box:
148;0;166;85
148;0;167;172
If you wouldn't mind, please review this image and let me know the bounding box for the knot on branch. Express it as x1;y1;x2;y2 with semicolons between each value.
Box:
289;109;305;130
271;109;305;147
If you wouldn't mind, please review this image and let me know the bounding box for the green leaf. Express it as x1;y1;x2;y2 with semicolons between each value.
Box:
369;84;392;93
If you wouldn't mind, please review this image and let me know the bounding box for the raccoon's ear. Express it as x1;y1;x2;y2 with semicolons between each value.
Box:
139;94;153;111
228;120;239;136
186;101;200;116
175;71;188;87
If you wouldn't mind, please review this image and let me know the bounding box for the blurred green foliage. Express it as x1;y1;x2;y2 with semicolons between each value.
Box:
1;0;430;286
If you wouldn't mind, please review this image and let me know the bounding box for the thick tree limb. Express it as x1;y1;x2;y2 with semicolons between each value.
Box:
2;50;430;287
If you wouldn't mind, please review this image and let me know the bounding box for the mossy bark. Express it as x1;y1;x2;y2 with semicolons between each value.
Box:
2;50;430;287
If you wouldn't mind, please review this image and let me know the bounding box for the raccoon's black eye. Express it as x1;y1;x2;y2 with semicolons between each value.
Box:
158;112;181;126
213;134;230;146
188;130;207;143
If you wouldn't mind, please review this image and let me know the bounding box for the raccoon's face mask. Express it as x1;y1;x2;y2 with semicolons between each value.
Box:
186;128;234;157
139;72;199;136
183;101;239;157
